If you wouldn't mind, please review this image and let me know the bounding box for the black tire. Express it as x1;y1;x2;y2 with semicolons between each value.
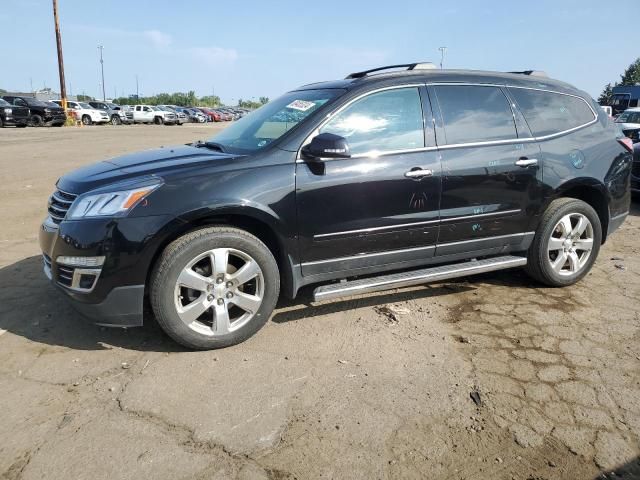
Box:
525;198;601;287
17;123;28;128
150;226;280;350
82;115;92;126
154;116;163;125
30;115;43;127
111;115;121;125
0;116;3;128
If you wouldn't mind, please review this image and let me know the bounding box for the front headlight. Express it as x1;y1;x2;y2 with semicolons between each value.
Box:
4;108;12;114
67;182;162;219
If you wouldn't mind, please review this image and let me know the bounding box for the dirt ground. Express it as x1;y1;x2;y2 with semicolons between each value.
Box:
1;124;639;480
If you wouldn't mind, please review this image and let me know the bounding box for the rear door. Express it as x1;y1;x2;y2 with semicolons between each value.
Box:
296;85;442;276
429;84;543;257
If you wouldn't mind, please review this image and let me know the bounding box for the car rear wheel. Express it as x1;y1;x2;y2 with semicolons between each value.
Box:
0;117;3;128
150;226;280;350
82;115;92;126
525;198;601;287
29;115;43;127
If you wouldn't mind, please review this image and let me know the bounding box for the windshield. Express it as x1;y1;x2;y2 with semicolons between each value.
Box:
23;98;50;107
0;99;10;107
611;94;630;107
615;111;640;124
208;89;343;152
79;102;92;109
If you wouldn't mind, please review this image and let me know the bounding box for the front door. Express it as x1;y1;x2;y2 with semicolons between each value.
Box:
429;84;543;257
296;86;442;276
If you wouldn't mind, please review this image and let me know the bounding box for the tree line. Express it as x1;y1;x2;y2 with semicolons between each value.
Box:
598;58;640;104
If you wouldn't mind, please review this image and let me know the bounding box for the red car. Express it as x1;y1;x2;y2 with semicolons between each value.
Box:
196;107;221;122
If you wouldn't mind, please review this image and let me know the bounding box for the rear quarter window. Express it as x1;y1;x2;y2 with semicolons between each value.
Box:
508;88;596;137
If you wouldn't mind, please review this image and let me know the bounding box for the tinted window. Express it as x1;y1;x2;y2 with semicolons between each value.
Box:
509;88;596;137
319;87;424;155
0;99;9;107
434;85;517;144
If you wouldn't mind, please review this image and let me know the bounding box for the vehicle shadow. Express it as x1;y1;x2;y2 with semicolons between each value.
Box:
593;456;640;479
0;255;184;352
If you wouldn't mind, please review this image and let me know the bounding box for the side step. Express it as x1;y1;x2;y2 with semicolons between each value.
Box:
312;255;527;302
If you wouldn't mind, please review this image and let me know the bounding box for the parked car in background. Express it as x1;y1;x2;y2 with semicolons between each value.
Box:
611;85;640;115
214;109;233;121
88;101;132;125
195;107;217;122
187;108;207;123
150;106;177;125
2;95;66;127
614;108;640;135
52;100;109;125
174;107;201;123
131;105;175;125
0;97;29;127
38;63;631;350
158;105;186;125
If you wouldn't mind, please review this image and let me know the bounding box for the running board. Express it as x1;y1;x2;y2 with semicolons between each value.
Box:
312;255;527;302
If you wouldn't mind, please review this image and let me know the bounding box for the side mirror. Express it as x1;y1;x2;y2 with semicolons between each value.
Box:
302;133;351;161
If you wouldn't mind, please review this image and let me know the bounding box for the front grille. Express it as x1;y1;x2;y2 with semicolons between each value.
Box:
48;189;77;224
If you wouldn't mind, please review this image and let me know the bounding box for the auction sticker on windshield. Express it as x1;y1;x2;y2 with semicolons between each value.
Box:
286;100;316;111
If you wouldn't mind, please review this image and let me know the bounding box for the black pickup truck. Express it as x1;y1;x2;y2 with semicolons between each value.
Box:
2;95;66;127
0;98;29;127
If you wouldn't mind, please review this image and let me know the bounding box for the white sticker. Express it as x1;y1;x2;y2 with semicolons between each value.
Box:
286;100;316;111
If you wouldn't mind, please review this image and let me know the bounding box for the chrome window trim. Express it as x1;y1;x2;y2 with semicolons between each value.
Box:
302;231;534;266
296;83;425;160
296;82;599;161
504;85;599;140
314;209;521;239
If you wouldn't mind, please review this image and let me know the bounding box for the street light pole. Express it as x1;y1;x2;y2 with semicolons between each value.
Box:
438;46;447;70
98;45;105;101
52;0;67;110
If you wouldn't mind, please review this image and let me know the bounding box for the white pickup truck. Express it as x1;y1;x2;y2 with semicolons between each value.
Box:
132;105;176;125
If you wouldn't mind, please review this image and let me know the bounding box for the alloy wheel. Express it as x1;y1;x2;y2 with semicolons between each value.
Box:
174;248;264;336
547;213;594;276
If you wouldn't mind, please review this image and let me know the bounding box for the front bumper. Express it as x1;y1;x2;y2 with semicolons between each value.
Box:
4;115;29;126
39;214;173;327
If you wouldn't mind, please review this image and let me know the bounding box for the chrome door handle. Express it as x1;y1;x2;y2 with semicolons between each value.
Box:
515;158;538;167
405;168;433;178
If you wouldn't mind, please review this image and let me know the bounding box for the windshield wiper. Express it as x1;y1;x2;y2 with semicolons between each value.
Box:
201;141;226;153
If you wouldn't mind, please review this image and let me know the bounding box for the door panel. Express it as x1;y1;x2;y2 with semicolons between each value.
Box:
295;85;442;276
437;142;542;247
297;151;441;275
429;84;543;255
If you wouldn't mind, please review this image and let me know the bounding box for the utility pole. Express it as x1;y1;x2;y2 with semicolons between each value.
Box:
52;0;67;110
438;46;447;70
98;45;105;101
135;75;139;99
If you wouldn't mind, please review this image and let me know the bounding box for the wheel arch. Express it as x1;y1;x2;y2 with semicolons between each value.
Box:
553;179;610;243
144;207;295;302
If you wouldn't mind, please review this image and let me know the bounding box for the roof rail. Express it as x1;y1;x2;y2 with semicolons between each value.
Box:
509;70;548;78
346;62;437;79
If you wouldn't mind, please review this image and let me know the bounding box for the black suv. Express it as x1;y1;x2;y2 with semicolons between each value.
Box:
0;98;29;127
2;95;66;127
39;63;632;349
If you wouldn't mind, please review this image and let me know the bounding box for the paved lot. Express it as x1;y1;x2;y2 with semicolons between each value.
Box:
1;124;639;480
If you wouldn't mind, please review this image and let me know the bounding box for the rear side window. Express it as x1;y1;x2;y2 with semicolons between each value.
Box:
319;87;424;155
433;85;517;144
508;88;596;137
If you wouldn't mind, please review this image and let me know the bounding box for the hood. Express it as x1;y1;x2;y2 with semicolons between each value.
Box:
57;144;240;194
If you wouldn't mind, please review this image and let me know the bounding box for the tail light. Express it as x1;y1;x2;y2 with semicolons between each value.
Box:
618;137;634;153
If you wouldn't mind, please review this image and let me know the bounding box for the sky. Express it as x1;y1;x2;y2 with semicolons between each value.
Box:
0;0;635;104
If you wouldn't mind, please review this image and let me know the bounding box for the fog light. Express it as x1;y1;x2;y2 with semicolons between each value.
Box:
78;273;97;290
56;255;105;267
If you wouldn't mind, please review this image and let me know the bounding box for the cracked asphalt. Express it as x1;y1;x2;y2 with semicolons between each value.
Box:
1;125;639;479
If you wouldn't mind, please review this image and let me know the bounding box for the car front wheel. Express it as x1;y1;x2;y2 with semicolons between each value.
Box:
150;226;280;350
525;198;601;287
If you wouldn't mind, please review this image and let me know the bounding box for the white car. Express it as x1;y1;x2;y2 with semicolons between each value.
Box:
53;100;110;125
614;107;640;133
